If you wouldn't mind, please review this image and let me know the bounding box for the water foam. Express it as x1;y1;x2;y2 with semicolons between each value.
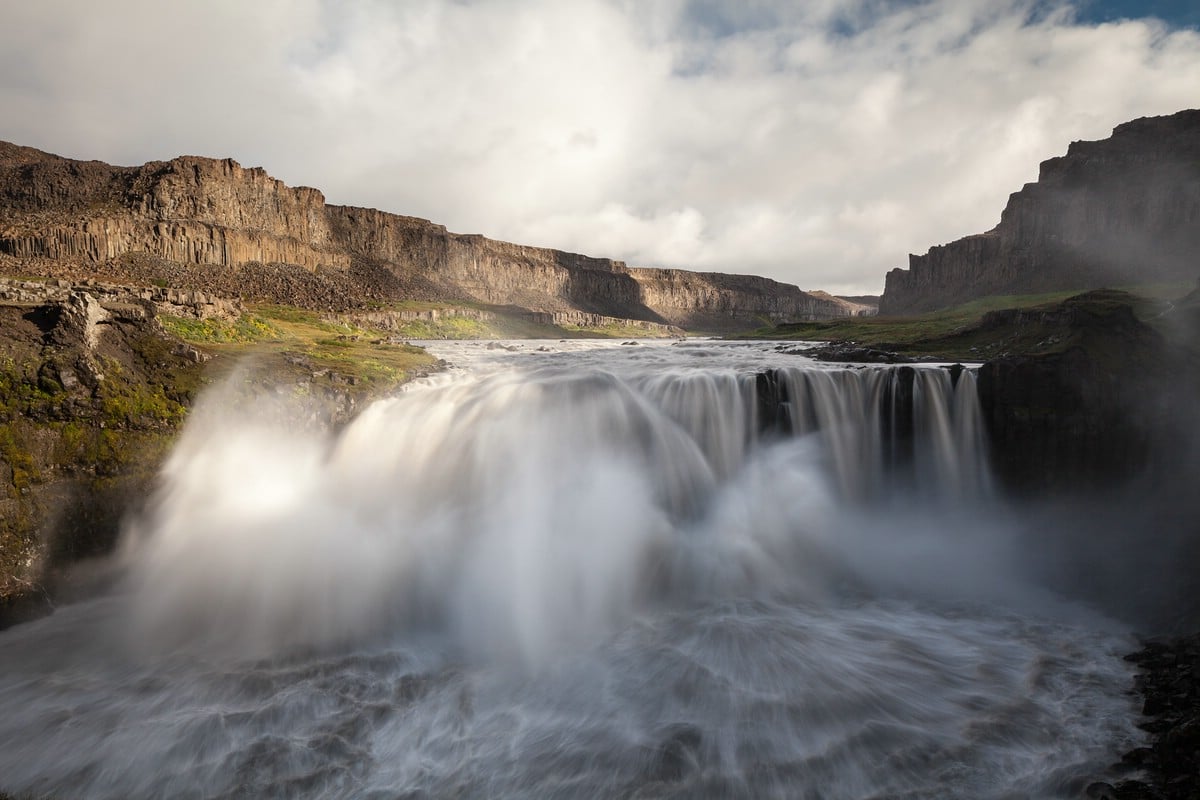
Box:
0;341;1144;798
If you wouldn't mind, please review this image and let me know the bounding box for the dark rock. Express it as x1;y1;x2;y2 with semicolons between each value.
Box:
1112;634;1200;799
804;344;916;363
882;109;1200;315
975;290;1175;494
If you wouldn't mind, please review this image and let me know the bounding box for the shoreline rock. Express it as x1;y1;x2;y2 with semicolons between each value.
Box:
1102;635;1200;799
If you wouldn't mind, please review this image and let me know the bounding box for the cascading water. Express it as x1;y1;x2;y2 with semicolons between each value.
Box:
0;340;1141;799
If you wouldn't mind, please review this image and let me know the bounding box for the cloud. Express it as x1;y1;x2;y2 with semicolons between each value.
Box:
0;0;1197;294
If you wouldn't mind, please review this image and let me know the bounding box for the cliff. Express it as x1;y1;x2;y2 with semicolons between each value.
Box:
0;142;853;330
881;109;1200;315
629;269;867;331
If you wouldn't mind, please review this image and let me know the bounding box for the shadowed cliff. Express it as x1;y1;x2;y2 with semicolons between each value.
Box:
881;109;1200;315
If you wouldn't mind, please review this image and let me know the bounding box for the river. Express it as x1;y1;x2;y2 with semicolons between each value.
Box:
0;339;1142;798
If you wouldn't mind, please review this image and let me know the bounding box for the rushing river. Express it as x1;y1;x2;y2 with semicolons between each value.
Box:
0;340;1142;798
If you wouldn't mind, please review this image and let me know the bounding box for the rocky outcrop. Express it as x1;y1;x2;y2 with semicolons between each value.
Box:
0;276;242;320
881;109;1200;315
1105;636;1200;800
0;145;347;273
629;268;870;332
974;291;1172;493
0;141;854;330
0;286;210;626
518;310;683;336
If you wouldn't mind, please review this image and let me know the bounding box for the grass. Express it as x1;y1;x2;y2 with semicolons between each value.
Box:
378;315;494;340
159;313;280;344
340;300;680;340
164;303;437;396
733;284;1191;359
0;300;438;598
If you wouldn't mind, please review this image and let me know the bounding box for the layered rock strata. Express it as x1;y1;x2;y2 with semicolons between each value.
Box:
0;141;853;330
0;277;241;320
631;269;873;331
881;109;1200;315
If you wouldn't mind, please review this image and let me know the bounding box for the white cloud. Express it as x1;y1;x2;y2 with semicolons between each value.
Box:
0;0;1197;294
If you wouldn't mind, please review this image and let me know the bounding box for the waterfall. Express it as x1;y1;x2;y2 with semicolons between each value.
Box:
757;365;992;502
0;343;1140;800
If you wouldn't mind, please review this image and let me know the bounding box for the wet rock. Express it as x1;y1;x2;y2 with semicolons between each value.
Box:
804;344;916;363
1111;634;1200;799
975;291;1180;495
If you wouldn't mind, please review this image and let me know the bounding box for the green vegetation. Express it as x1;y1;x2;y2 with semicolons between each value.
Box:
165;303;437;396
0;357;65;420
159;312;280;344
380;315;494;340
0;298;442;600
338;300;680;341
735;284;1190;360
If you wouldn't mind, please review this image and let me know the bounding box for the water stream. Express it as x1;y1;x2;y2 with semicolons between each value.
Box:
0;340;1142;798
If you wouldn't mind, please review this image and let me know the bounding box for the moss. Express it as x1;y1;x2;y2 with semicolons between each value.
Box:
0;299;441;600
0;425;38;492
95;358;188;428
159;313;281;344
0;357;68;421
53;421;88;462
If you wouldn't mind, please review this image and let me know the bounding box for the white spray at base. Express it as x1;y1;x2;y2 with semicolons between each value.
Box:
123;359;1039;667
0;344;1144;799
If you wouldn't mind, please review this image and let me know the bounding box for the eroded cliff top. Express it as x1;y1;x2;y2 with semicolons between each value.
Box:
0;140;856;330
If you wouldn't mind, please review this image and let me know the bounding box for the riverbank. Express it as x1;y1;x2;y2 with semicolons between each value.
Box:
736;285;1192;363
1100;635;1200;799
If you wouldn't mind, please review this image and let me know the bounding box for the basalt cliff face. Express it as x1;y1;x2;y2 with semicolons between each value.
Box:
0;142;853;331
881;109;1200;315
630;268;872;330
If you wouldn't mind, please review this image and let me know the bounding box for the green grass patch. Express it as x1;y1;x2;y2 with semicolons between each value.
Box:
164;303;439;395
160;313;281;344
381;315;494;340
95;358;189;428
733;284;1190;360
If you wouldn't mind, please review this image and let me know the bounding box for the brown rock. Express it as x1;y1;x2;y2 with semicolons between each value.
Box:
0;141;861;330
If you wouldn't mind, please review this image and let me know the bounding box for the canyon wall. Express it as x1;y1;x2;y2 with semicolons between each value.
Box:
0;142;852;330
0;145;347;273
630;268;870;331
881;109;1200;315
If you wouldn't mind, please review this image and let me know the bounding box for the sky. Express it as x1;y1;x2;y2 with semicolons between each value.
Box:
0;1;1197;295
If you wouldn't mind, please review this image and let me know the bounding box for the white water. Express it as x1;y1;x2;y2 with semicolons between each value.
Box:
0;339;1142;798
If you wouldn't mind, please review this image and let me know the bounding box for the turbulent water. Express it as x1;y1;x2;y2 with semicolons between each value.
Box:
0;339;1142;798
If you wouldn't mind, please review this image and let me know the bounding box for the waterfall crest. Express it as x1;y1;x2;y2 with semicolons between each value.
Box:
118;360;993;664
